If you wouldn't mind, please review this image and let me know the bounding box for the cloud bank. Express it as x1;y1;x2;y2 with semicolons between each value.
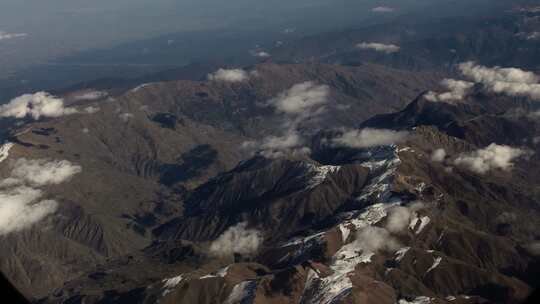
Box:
453;144;529;174
0;158;81;235
356;42;400;54
209;222;263;257
0;92;77;120
459;62;540;100
332;128;409;149
208;69;250;83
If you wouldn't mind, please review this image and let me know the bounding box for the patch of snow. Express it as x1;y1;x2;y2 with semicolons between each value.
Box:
357;148;401;203
0;143;14;164
225;280;257;304
395;247;410;262
199;266;230;279
305;164;341;189
446;296;457;301
131;83;154;92
162;274;184;297
398;296;433;304
426;257;442;274
415;182;426;193
338;224;351;242
409;216;430;234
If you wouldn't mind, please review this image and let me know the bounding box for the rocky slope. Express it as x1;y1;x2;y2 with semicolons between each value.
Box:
34;91;540;304
0;62;439;300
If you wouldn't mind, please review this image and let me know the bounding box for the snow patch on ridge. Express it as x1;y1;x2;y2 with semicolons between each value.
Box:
395;247;411;262
398;296;433;304
426;256;442;274
225;280;257;304
162;274;184;297
409;216;431;234
305;164;341;189
0;143;14;164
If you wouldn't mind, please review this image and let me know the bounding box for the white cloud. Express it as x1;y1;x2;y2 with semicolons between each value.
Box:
352;226;400;254
425;79;474;102
431;148;447;162
269;81;330;116
251;51;271;58
243;130;311;159
458;62;540;100
0;187;58;235
356;42;400;54
0;92;77;120
0;31;27;41
208;69;249;82
209;222;263;257
453;143;529;174
246;82;329;159
371;6;395;13
385;202;425;234
1;158;82;187
332;128;409;149
0;158;81;235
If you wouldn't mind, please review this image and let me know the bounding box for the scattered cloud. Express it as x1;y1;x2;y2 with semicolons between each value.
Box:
385;202;425;234
209;222;263;258
1;158;82;188
453;143;529;174
0;31;27;41
269;81;330;116
208;69;249;83
425;79;474;102
251;50;271;58
458;62;540;100
431;148;447;162
245;82;330;158
371;6;395;13
352;226;400;254
243;130;311;159
332;128;409;149
0;92;77;120
0;158;81;235
356;42;400;54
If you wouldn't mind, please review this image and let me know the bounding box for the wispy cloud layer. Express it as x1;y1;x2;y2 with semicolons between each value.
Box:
332;128;409;149
0;158;81;235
